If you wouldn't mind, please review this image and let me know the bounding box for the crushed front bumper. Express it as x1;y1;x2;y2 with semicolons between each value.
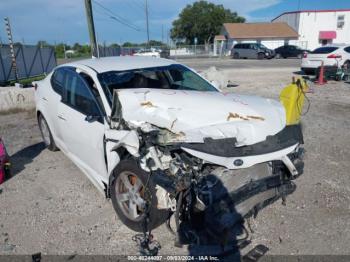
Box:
202;146;304;229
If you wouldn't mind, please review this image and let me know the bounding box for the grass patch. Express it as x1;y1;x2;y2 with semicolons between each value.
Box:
9;75;46;86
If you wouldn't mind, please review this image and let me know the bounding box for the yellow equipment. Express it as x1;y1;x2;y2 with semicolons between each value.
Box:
280;78;308;125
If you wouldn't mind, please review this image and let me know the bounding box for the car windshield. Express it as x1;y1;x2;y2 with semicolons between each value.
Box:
98;64;218;105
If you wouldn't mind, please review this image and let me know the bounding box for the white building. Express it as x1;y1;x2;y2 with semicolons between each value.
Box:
272;9;350;51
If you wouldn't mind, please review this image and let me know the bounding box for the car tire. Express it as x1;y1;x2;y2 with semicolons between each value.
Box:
233;52;239;59
343;60;350;69
110;160;169;232
257;53;265;60
38;114;58;151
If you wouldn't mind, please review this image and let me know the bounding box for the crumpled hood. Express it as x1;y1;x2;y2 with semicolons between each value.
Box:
112;88;286;146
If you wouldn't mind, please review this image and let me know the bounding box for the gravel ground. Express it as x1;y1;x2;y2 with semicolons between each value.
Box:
0;60;350;258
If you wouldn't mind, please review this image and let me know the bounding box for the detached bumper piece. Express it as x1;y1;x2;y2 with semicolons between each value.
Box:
203;172;297;231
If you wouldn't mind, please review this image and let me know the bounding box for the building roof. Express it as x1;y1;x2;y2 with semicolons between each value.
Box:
61;56;176;73
214;35;226;41
272;9;350;21
223;22;298;40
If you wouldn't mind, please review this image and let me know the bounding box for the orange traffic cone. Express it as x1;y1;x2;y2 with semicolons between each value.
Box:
316;61;326;85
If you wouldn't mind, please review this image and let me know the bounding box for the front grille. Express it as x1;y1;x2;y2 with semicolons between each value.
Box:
181;124;303;157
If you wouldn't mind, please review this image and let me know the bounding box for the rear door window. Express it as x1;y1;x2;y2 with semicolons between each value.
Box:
311;47;339;54
344;46;350;53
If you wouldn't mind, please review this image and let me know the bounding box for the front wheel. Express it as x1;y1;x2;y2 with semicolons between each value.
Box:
110;160;169;232
38;114;58;151
257;53;265;60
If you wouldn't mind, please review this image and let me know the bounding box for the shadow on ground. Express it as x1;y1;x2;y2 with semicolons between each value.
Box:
169;175;268;261
6;142;45;181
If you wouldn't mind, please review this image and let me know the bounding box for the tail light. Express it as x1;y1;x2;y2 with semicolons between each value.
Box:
327;54;342;59
303;52;307;58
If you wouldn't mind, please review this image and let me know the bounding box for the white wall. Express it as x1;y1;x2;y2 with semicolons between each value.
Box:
299;11;350;51
274;11;350;51
273;13;300;32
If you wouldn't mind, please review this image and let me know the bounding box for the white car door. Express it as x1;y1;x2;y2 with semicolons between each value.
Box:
57;68;107;187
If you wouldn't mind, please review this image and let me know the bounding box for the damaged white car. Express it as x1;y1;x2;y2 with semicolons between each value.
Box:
34;56;304;244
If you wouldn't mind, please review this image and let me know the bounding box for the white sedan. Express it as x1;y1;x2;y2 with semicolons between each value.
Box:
301;44;350;75
34;56;304;237
133;48;161;58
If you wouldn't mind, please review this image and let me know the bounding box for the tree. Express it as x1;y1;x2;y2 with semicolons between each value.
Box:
122;42;137;47
171;1;245;45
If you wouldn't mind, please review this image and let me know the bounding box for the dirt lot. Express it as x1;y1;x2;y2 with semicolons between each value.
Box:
0;60;350;258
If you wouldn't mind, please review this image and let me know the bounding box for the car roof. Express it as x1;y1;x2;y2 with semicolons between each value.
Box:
62;56;177;73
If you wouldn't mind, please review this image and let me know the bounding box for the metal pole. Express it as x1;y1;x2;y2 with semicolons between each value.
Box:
4;17;18;81
145;0;150;46
84;0;99;58
63;44;67;59
161;24;164;44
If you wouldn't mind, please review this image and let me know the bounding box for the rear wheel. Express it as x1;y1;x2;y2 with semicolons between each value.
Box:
110;160;169;232
38;114;58;151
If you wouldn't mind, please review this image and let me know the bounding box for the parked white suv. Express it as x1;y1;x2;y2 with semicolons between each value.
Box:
301;44;350;75
34;56;304;240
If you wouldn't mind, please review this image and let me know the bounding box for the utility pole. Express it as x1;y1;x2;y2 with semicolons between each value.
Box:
4;17;18;81
84;0;99;58
161;24;164;44
145;0;150;46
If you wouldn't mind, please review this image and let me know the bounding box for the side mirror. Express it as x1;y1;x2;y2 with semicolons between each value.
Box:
85;115;102;123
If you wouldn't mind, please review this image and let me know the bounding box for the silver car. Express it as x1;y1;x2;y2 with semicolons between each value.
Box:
231;43;275;59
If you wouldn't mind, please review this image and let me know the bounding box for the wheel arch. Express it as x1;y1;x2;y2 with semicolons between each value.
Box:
107;146;134;198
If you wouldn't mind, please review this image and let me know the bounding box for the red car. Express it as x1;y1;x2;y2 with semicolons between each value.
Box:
0;138;10;184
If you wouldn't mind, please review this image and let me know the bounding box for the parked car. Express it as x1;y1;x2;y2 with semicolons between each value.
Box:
231;43;275;59
301;44;350;75
34;56;304;235
275;45;309;59
134;48;161;58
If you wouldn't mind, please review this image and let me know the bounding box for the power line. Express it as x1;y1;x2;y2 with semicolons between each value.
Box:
131;0;145;10
92;0;142;32
128;0;145;12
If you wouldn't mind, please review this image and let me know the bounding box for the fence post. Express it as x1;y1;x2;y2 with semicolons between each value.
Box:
4;17;18;81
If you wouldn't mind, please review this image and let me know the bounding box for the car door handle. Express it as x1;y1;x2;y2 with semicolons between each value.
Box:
58;115;66;121
42;97;48;101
